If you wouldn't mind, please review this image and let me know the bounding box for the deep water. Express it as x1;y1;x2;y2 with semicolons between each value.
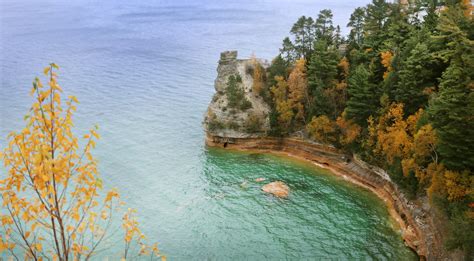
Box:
1;0;416;259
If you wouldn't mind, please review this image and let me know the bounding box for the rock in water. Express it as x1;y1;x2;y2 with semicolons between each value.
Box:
262;181;289;198
255;177;266;182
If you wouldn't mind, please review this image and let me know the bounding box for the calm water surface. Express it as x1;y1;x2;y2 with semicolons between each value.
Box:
0;0;416;259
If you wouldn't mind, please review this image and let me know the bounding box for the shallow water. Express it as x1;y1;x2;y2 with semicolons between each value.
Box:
1;0;416;259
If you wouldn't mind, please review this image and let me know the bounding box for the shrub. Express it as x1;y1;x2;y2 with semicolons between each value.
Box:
240;99;252;111
226;74;252;111
245;114;263;133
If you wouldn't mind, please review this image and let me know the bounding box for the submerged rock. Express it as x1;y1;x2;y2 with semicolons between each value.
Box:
262;181;289;198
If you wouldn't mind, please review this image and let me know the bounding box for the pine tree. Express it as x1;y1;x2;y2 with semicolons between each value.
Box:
347;7;366;48
315;9;335;45
280;37;296;65
307;40;339;118
345;65;379;126
289;16;316;59
364;0;390;50
429;4;474;171
396;42;433;115
267;55;289;88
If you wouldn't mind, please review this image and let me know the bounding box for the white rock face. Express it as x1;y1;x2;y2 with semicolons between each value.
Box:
204;51;271;138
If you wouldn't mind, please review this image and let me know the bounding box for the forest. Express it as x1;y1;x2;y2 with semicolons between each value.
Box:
251;0;473;256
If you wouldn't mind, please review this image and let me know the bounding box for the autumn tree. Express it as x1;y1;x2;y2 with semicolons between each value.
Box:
306;115;337;144
251;57;265;96
335;115;361;148
271;76;293;133
380;50;393;80
0;65;164;260
287;59;309;126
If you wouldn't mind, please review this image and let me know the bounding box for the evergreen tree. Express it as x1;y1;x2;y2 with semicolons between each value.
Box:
267;55;289;88
345;65;379;126
307;40;339;118
290;16;316;59
315;9;335;45
429;4;474;171
334;25;343;48
396;42;433;115
347;7;366;48
364;0;390;49
280;37;296;65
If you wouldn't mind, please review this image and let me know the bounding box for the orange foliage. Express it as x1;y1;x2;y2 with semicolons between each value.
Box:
287;59;308;124
380;51;393;79
251;56;264;95
336;116;361;146
444;170;472;201
338;57;350;80
370;103;415;163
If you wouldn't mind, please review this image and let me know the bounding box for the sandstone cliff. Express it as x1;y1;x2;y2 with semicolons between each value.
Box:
203;51;459;260
204;51;271;138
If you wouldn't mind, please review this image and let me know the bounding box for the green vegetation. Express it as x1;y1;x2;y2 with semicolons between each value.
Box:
252;0;474;257
226;74;252;111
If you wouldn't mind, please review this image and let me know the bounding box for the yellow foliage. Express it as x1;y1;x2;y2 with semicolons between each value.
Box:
371;103;412;163
287;58;308;124
271;76;294;130
251;56;264;95
444;170;473;201
338;57;350;79
306;115;336;144
0;65;163;260
427;163;447;200
336;116;361;145
380;51;393;79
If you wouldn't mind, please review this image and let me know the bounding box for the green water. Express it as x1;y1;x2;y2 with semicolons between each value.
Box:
1;0;417;259
184;148;417;260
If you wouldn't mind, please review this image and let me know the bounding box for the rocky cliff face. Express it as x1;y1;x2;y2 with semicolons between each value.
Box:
204;51;271;138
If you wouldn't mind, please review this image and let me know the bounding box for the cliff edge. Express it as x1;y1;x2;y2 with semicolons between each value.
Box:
204;51;271;138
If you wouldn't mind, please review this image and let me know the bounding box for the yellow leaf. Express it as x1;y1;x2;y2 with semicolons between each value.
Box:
43;66;50;76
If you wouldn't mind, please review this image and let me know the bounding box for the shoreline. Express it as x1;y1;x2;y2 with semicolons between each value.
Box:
205;135;447;260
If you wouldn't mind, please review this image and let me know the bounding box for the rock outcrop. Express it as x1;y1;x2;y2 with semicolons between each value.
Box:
204;51;271;138
262;181;290;198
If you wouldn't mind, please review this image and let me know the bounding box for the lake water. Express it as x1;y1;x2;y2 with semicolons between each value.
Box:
0;0;416;259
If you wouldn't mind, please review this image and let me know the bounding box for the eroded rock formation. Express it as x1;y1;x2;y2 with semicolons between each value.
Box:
204;51;271;138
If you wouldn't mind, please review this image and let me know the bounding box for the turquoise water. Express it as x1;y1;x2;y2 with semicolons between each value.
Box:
1;0;416;259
